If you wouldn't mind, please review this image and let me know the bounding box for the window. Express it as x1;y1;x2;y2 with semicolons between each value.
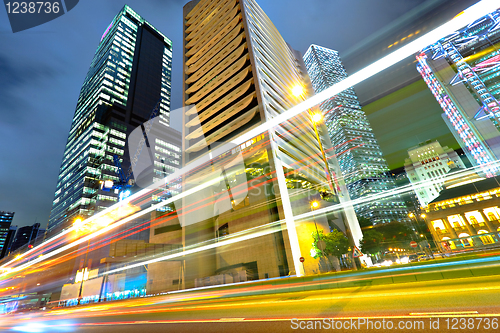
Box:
217;223;229;238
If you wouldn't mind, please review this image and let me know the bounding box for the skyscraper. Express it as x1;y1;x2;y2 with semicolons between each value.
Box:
48;6;173;235
404;140;466;207
0;211;14;225
0;212;15;259
147;0;362;291
416;9;500;177
10;223;41;253
303;44;408;224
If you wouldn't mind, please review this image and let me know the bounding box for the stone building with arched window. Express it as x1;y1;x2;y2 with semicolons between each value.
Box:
425;174;500;252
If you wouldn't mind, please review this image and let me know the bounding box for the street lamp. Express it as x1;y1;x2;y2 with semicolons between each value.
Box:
309;113;358;270
292;85;304;97
419;213;439;257
311;112;323;124
311;201;330;272
407;212;421;240
310;201;322;244
73;218;83;229
419;233;435;259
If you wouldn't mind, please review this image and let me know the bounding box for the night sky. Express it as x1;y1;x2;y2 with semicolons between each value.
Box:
0;0;474;228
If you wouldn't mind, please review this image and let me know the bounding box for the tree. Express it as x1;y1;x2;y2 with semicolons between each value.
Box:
360;222;416;261
360;229;384;255
378;221;413;245
311;229;350;269
357;216;373;228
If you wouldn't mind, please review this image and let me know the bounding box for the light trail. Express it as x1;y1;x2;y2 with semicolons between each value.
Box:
6;273;500;332
100;162;500;277
4;157;499;280
0;171;231;276
6;150;333;275
1;0;498;275
296;161;500;220
6;127;336;271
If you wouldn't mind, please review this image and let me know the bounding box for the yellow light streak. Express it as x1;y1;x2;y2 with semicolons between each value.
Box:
1;0;498;275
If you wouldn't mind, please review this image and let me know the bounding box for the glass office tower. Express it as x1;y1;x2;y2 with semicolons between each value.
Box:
0;212;15;258
146;0;363;292
416;9;500;177
304;44;408;224
48;5;173;235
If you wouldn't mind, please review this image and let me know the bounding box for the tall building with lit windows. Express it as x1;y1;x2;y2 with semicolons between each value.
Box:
48;5;173;235
416;9;500;177
0;212;15;259
303;44;408;224
147;0;363;292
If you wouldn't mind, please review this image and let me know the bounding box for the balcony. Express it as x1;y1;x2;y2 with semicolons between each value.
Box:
489;219;500;230
434;227;453;235
453;225;467;232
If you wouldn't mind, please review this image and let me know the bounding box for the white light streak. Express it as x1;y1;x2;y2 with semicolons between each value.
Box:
1;0;498;275
97;162;500;277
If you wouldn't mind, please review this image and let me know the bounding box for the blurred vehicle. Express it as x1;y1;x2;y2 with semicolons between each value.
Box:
381;260;393;267
418;254;430;261
398;256;410;264
408;254;418;262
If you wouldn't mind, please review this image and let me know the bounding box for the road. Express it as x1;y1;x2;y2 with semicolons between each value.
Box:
2;273;500;332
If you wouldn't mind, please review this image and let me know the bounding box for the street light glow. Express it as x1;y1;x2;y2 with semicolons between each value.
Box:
2;0;498;278
73;218;83;228
311;201;319;209
292;85;304;97
311;113;323;123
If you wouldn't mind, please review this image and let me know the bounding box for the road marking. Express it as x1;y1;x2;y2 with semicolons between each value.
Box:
69;313;500;326
410;311;478;316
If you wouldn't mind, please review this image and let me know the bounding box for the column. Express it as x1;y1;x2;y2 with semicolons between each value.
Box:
427;222;443;253
460;213;477;236
441;217;458;239
478;211;496;233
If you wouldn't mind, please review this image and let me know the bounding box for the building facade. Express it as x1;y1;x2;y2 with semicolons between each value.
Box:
425;174;500;252
394;172;422;214
148;0;363;292
303;44;408;224
417;9;500;177
404;140;467;207
0;212;15;259
10;223;41;253
48;5;173;235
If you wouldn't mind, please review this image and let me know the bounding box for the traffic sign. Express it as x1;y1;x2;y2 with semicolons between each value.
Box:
410;241;418;248
299;257;305;263
353;246;363;258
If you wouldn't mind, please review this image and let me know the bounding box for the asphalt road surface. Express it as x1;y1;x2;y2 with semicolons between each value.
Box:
2;274;500;332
